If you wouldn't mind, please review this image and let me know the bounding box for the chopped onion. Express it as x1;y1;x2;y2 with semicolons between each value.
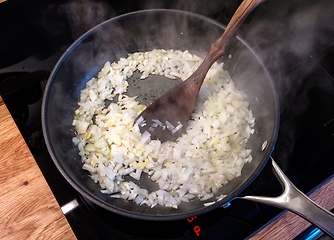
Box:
72;49;255;208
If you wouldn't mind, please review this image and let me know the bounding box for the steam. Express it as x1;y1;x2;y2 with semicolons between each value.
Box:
250;2;332;97
58;0;116;39
239;1;334;168
44;0;333;169
142;0;240;21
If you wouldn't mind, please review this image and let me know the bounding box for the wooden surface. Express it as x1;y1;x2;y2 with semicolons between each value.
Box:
248;174;334;240
0;97;76;240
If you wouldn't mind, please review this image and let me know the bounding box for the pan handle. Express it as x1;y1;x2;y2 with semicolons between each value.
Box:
237;157;334;238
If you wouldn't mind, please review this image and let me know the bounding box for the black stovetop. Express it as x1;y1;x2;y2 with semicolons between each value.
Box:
1;0;334;239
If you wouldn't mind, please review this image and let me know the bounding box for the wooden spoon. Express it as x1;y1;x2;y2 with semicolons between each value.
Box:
135;0;265;142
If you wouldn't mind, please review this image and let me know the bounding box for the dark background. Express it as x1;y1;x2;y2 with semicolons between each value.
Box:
1;0;334;239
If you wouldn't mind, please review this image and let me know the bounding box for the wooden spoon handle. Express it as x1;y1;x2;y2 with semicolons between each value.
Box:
187;0;265;87
208;0;265;64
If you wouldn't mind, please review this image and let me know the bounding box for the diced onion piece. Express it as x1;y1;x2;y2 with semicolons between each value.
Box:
73;49;255;209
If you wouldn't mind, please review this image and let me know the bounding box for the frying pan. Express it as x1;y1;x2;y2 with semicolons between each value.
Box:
42;9;334;236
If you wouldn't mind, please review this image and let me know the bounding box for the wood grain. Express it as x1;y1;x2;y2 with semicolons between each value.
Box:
247;174;334;240
0;96;76;240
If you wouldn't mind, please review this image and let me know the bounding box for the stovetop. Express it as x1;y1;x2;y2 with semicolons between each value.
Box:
1;0;334;239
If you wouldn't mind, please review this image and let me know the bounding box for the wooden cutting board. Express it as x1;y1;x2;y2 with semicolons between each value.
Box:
0;96;76;240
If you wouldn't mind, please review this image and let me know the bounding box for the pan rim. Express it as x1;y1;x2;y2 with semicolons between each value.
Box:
41;8;280;221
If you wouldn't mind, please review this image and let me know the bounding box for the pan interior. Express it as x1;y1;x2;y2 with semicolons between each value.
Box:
42;9;279;220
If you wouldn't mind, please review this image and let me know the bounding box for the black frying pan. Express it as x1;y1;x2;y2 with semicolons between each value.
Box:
42;9;279;220
43;10;334;236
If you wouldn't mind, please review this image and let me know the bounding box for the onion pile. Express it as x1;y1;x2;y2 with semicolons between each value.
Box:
72;49;255;208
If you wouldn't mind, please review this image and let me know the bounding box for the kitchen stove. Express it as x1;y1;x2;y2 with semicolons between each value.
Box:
1;0;334;239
